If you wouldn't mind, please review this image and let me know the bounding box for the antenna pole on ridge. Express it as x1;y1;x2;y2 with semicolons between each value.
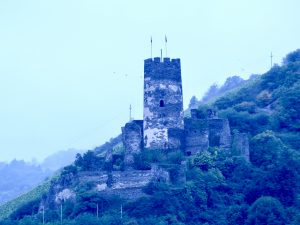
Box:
129;104;132;122
151;36;153;59
165;35;167;57
270;52;273;69
160;49;162;62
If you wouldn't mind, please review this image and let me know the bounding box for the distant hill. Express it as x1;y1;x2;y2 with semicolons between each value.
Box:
188;74;258;111
0;149;84;206
0;160;52;205
41;149;85;171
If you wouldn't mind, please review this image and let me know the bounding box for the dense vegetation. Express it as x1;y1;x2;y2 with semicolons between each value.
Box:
0;49;300;225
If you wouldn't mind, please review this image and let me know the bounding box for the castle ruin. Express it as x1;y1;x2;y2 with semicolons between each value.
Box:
121;56;245;166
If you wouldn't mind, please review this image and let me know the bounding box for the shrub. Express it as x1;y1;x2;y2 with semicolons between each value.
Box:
246;196;286;225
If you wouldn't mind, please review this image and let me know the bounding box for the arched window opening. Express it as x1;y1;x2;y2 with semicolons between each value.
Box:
160;100;165;107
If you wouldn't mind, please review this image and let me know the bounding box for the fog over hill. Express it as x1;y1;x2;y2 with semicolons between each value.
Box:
0;149;84;205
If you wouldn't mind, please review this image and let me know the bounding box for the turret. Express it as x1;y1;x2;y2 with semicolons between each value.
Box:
143;57;184;149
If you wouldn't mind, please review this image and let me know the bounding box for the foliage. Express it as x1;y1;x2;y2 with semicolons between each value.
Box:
250;130;285;168
283;49;300;65
246;196;286;225
9;199;40;220
75;151;104;171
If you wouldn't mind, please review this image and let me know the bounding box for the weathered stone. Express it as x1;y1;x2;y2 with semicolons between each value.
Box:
121;120;143;166
232;131;250;161
184;118;209;155
167;128;185;150
219;119;232;150
143;58;184;149
208;118;231;150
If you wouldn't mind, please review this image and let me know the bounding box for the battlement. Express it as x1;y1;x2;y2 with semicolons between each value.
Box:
145;57;180;63
144;57;181;81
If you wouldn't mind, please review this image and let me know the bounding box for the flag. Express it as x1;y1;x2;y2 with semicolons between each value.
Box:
151;36;152;44
165;35;167;43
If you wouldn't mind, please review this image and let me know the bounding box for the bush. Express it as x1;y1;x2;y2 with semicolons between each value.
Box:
250;131;285;168
246;196;286;225
75;151;104;171
10;199;40;220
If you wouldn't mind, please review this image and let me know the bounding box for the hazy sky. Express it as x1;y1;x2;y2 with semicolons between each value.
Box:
0;0;299;162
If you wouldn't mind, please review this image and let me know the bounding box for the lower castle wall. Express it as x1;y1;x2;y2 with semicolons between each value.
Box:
232;132;250;161
168;128;185;150
208;118;231;150
122;120;143;165
184;118;209;155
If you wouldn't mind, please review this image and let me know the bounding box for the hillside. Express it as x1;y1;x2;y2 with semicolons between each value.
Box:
188;75;258;111
0;160;52;205
0;49;299;225
0;149;84;206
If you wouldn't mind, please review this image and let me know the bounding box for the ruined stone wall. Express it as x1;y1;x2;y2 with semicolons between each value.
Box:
232;131;250;162
121;120;143;165
219;119;232;150
208;118;231;150
45;166;172;207
167;128;185;150
184;118;209;155
143;57;184;149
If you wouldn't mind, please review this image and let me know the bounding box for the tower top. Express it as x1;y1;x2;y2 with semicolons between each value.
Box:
144;57;181;82
144;57;180;64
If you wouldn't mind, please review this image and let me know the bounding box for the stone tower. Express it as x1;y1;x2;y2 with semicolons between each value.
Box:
143;57;184;149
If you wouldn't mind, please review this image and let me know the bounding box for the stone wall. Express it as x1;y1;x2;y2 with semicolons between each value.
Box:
184;118;209;155
122;120;143;166
232;131;250;161
143;57;184;149
208;118;231;150
167;128;185;150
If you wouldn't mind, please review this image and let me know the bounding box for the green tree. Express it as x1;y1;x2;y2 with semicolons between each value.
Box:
246;196;286;225
250;131;285;168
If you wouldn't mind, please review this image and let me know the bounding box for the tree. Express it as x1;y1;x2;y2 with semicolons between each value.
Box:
250;131;285;168
74;151;103;171
192;151;215;171
283;49;300;65
246;196;286;225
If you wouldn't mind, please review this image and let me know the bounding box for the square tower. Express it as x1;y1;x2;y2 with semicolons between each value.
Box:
143;57;184;149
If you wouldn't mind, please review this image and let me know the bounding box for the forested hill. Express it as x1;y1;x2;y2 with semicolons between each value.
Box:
188;74;259;111
0;50;300;225
211;49;300;149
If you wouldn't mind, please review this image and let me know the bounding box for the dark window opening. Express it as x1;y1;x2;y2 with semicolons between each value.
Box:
186;151;192;156
164;142;167;149
160;100;165;107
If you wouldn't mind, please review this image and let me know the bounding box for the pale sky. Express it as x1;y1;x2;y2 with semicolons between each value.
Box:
0;0;299;162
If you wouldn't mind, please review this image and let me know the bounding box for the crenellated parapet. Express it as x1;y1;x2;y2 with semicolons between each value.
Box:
144;57;181;82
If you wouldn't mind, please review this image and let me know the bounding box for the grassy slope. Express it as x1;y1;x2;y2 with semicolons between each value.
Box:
0;180;50;219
